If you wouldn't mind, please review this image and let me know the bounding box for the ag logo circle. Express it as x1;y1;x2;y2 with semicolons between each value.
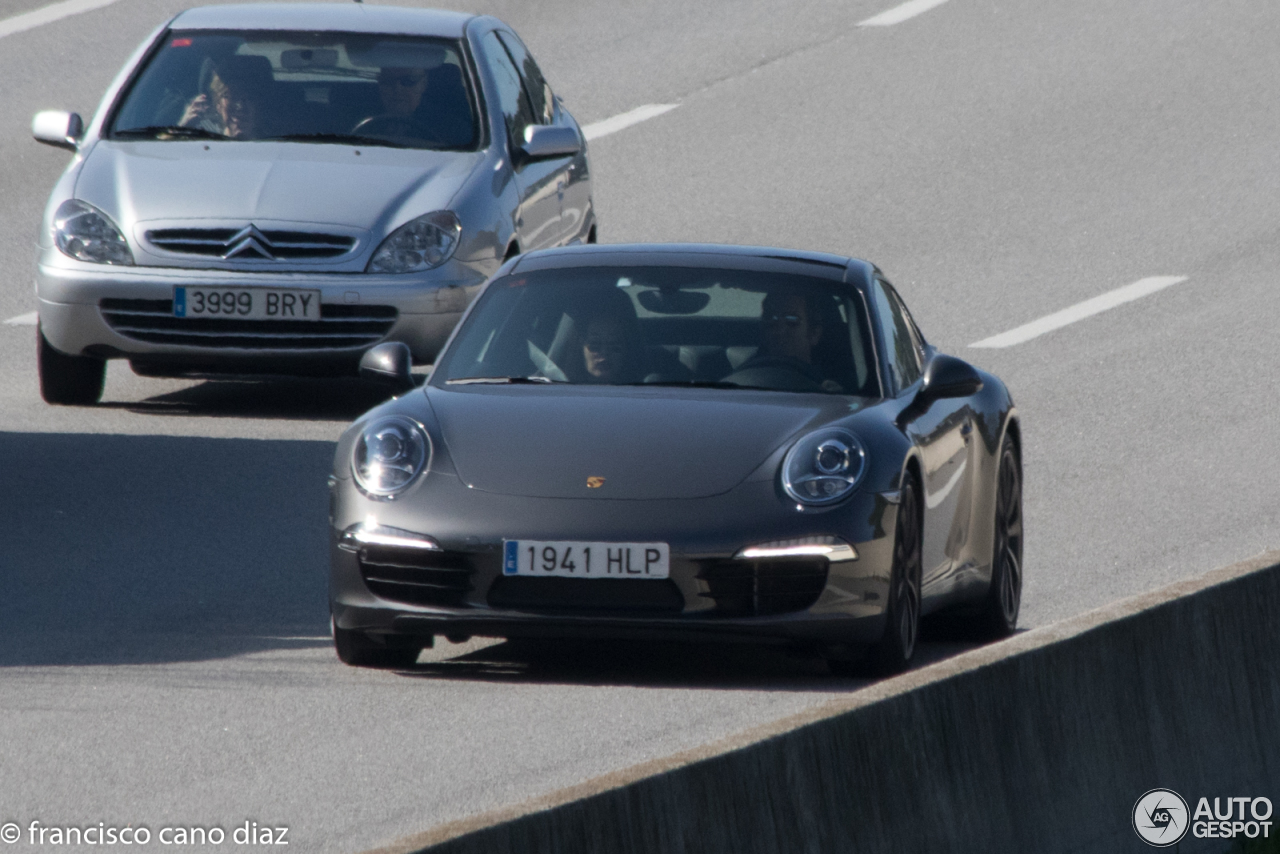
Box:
1133;789;1190;846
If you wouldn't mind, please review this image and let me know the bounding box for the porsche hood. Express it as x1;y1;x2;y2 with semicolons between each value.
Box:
73;141;481;266
427;386;833;500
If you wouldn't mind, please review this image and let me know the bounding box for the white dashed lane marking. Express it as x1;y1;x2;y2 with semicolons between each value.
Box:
0;0;122;40
581;104;680;141
859;0;954;27
969;276;1189;349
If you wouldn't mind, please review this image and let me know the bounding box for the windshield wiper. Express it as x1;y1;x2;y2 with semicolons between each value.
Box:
445;375;562;385
113;125;228;141
260;133;409;148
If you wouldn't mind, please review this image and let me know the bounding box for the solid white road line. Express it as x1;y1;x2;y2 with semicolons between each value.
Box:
0;0;121;40
581;104;679;142
859;0;953;27
4;312;38;326
969;276;1189;349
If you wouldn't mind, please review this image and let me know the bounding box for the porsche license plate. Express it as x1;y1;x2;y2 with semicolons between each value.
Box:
174;287;321;321
503;541;670;579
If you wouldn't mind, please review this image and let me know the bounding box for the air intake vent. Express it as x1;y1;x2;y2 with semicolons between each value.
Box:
358;545;475;608
697;557;829;616
487;577;684;613
99;298;396;350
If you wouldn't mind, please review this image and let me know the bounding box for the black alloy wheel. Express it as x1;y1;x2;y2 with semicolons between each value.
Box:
866;476;923;675
978;435;1023;637
37;322;106;405
331;615;420;669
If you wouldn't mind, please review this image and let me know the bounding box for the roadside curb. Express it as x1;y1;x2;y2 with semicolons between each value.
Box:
366;549;1280;854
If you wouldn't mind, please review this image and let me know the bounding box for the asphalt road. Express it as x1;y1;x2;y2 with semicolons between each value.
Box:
3;0;1279;850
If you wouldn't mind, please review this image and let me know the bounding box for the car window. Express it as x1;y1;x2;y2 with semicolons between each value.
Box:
495;31;553;125
477;31;535;146
885;282;927;357
870;277;922;394
433;266;879;397
109;30;478;150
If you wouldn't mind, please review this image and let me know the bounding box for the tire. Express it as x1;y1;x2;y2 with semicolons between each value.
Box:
332;615;420;669
976;435;1023;638
38;322;105;405
865;475;923;675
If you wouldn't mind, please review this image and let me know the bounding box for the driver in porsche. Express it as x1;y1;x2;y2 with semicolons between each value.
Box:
745;291;843;392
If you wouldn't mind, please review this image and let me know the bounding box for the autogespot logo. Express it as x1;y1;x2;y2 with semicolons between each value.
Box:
1133;789;1190;847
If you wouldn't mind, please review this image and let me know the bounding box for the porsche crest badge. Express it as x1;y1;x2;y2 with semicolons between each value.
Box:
586;476;606;489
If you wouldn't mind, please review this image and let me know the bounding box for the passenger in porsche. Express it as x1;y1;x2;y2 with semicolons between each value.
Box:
581;315;639;384
575;290;645;385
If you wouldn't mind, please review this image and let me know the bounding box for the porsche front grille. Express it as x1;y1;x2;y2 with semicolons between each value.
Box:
358;545;475;608
487;576;684;613
697;558;829;616
145;227;354;260
99;298;396;350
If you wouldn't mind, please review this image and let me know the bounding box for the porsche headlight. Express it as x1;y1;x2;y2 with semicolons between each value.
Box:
782;428;866;506
368;211;461;273
53;200;133;265
351;416;431;498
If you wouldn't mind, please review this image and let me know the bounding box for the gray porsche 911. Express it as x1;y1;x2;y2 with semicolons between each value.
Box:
32;3;594;404
328;244;1023;675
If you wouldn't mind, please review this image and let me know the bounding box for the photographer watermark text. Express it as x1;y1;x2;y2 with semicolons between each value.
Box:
0;820;288;846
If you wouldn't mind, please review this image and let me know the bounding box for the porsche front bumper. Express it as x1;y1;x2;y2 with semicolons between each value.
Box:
329;478;901;649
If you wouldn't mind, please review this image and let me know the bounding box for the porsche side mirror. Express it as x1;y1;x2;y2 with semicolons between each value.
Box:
359;342;415;392
33;111;83;151
518;124;580;162
919;354;983;401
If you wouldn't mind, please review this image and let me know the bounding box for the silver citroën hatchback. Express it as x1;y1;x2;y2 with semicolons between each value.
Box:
31;4;595;404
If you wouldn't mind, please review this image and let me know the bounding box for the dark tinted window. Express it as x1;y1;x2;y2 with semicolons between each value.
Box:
110;30;478;150
433;266;879;396
871;277;922;393
478;31;534;145
496;31;553;125
886;284;926;357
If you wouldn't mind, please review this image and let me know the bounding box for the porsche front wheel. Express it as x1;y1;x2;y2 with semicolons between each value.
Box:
332;615;420;669
867;476;923;675
977;435;1023;638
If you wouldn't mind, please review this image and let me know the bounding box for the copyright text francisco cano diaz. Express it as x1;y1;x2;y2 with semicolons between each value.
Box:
0;821;288;847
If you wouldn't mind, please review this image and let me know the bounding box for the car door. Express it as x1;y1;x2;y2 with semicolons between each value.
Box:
872;277;975;599
496;31;589;244
476;31;564;252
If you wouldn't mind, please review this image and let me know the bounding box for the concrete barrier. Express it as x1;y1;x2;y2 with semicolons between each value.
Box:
367;551;1280;854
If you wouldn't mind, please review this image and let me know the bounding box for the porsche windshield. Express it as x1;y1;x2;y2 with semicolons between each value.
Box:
110;30;478;150
434;266;880;396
